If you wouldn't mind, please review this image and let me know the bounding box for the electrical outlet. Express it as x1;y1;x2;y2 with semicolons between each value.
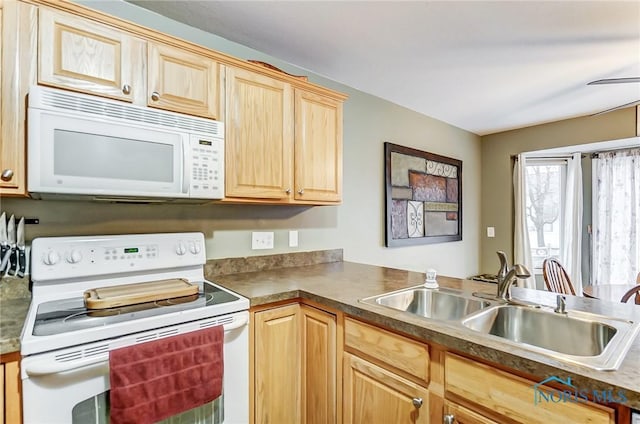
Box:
251;232;274;250
631;410;640;424
487;227;495;238
289;230;298;247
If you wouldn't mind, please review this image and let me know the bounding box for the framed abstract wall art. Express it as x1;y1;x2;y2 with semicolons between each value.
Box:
384;142;462;247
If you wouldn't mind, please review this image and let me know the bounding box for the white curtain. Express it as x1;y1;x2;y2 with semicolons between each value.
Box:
592;148;640;285
513;154;535;288
561;153;583;295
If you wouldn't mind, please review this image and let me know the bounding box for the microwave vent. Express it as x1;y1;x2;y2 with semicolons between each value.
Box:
35;87;223;137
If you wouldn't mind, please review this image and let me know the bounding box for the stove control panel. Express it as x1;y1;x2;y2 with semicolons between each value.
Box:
31;232;207;281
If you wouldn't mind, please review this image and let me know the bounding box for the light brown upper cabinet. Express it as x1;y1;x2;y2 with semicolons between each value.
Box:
38;9;220;119
1;0;37;196
294;89;343;202
224;65;344;204
38;8;145;103
5;1;345;200
147;42;220;119
225;66;294;200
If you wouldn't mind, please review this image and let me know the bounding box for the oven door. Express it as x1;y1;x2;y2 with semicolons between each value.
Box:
21;311;249;424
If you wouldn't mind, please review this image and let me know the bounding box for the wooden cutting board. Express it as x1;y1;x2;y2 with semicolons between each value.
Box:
84;278;199;309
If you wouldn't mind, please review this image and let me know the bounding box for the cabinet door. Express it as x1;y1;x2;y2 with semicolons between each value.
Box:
254;304;301;424
1;0;36;196
38;8;143;102
147;42;219;119
0;363;3;424
294;90;343;202
301;305;337;424
444;401;498;424
225;66;293;199
343;353;429;424
3;360;21;424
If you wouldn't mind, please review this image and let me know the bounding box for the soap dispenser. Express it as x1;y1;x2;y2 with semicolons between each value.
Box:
424;268;439;288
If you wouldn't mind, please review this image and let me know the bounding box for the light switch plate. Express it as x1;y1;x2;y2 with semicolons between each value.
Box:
251;232;274;250
487;227;495;238
631;411;640;424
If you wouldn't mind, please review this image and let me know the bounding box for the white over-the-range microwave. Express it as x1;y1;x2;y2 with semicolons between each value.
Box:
27;85;224;203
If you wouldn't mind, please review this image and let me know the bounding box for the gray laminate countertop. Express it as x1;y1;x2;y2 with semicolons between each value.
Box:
210;261;640;410
0;276;31;357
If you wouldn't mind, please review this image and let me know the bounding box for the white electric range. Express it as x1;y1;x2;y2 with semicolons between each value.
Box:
20;232;249;424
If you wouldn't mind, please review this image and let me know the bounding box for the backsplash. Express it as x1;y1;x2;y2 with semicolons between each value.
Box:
206;249;343;277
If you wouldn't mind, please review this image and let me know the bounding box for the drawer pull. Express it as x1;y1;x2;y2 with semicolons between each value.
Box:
412;397;423;409
443;414;455;424
122;84;131;95
151;91;161;101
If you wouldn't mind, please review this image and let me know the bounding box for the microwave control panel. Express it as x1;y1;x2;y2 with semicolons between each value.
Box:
189;135;224;198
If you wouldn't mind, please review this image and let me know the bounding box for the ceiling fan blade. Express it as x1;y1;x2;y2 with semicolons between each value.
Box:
587;77;640;85
590;99;640;116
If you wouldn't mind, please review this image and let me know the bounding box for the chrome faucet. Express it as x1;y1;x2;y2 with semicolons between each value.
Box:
495;251;531;301
496;250;509;283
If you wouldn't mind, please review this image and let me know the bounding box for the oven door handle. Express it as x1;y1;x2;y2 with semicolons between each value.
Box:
24;354;109;376
25;316;248;376
221;313;248;332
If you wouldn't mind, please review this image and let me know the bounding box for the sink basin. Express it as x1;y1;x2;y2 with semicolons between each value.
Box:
361;287;492;321
462;305;640;370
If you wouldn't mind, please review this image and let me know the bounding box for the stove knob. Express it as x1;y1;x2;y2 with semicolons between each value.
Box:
189;242;201;254
42;250;60;266
66;249;83;264
175;242;187;256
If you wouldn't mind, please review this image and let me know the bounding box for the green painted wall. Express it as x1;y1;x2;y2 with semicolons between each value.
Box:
0;1;482;278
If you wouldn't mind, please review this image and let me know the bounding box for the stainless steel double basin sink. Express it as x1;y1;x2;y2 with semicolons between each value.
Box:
360;286;640;370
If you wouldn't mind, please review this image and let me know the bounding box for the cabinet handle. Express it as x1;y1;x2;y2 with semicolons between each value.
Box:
297;189;304;195
443;414;455;424
1;169;14;182
151;91;160;101
285;188;291;194
412;397;423;409
122;84;131;95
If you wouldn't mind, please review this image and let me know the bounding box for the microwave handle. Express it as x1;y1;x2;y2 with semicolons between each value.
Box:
182;137;190;194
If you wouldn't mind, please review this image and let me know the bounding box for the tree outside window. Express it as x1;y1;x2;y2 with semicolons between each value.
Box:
525;162;566;271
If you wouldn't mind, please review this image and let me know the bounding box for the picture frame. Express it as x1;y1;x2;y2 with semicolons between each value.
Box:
384;142;462;247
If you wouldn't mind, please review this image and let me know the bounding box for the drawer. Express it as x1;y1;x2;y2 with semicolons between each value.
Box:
344;317;429;384
444;353;615;424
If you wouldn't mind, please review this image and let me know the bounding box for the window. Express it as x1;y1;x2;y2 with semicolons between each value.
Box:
592;148;640;285
524;160;567;273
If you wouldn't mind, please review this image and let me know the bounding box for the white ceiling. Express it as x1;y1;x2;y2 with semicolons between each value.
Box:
129;1;640;136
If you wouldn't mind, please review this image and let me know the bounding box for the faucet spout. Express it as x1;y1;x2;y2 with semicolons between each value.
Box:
496;263;531;301
496;251;509;282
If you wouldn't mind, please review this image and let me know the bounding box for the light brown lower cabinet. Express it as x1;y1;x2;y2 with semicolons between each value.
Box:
301;304;337;424
444;400;498;424
444;352;616;424
343;352;430;424
252;302;337;424
252;310;628;424
1;357;22;424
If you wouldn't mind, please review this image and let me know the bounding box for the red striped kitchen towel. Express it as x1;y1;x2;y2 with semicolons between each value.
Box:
109;325;224;424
